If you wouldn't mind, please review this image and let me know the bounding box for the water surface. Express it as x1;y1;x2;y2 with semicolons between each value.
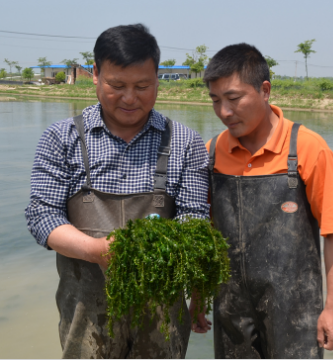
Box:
1;97;332;358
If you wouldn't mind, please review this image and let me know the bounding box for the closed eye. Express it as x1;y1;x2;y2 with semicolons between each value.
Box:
111;85;124;90
210;96;220;103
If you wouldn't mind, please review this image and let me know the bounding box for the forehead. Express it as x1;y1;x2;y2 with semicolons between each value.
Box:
99;58;156;78
208;73;253;94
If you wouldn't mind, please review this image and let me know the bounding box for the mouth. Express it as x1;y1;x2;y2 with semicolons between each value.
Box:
227;122;240;129
120;107;138;113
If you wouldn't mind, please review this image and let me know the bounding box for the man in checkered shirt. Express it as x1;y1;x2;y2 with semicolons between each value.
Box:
25;24;210;358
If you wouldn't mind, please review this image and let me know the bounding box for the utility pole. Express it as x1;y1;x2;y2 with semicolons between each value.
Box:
294;61;298;82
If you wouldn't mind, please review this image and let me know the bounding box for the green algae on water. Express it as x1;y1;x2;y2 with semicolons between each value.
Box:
104;217;230;339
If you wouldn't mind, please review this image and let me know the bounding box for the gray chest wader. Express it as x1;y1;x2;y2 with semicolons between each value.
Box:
209;123;323;359
56;115;191;359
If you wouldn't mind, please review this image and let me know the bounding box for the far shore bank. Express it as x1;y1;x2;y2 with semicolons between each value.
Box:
1;92;333;113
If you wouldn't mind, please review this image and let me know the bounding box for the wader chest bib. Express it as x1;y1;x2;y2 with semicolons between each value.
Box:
209;123;323;359
56;115;191;359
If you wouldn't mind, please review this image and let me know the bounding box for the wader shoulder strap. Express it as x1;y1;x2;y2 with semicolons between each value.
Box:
287;122;302;189
74;114;172;191
73;114;91;191
208;135;219;172
154;118;173;190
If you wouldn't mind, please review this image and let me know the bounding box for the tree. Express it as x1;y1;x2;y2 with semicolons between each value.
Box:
182;45;209;78
22;67;34;82
15;65;22;75
265;56;279;69
4;59;18;79
160;59;176;73
37;57;52;76
265;56;279;80
80;51;94;72
62;58;79;69
0;68;7;80
295;39;316;79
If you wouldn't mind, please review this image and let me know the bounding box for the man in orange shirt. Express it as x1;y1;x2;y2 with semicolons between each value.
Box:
189;43;333;358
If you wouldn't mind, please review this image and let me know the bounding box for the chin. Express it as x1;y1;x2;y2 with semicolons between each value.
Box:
228;128;242;138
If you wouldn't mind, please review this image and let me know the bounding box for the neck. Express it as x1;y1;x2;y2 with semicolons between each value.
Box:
239;106;279;155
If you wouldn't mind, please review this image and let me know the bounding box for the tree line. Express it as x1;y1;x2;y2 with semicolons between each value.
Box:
160;39;317;79
0;51;94;82
1;40;316;83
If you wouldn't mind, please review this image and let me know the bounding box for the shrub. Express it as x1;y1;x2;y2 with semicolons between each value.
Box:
55;71;66;83
22;68;34;82
186;78;205;88
318;80;333;91
0;68;7;80
271;79;300;90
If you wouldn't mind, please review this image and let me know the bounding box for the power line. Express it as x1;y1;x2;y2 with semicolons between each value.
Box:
0;29;96;39
0;34;94;44
0;29;218;52
277;59;333;68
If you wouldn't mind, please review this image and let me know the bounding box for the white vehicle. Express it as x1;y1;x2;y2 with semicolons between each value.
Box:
158;73;187;81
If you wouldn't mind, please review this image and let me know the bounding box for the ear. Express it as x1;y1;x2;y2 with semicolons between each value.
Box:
261;80;271;102
93;63;98;85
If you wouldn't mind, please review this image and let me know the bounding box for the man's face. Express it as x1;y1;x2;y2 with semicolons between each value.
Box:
93;58;159;130
208;73;270;139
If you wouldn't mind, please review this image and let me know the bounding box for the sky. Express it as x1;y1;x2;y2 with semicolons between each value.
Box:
1;0;333;78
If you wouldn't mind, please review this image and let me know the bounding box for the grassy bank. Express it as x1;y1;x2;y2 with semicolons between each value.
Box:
1;77;333;111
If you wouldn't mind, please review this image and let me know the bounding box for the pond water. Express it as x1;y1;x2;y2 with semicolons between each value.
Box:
1;97;333;359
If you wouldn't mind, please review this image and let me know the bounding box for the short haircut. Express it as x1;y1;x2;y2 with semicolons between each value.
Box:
203;43;270;92
94;24;160;73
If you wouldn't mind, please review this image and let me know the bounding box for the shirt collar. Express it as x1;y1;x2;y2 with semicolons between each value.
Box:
228;104;287;155
82;103;167;133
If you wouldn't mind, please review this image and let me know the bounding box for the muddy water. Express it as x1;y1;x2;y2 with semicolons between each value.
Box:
0;97;332;358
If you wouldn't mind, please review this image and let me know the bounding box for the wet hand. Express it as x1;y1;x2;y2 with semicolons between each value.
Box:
94;236;114;270
191;311;212;333
189;298;212;334
317;306;333;350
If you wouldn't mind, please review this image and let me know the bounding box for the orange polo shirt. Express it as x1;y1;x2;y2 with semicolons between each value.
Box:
207;105;333;236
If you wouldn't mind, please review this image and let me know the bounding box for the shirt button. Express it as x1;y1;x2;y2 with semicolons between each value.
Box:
122;174;127;179
248;163;252;168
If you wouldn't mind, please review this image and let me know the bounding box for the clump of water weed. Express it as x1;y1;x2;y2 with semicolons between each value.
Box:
105;217;230;339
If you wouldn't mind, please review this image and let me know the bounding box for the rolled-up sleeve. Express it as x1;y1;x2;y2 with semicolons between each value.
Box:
172;130;210;220
25;125;71;248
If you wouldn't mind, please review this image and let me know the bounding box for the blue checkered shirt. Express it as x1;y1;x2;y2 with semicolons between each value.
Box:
25;103;210;248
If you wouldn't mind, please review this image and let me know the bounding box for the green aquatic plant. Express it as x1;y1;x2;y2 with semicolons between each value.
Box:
104;217;230;339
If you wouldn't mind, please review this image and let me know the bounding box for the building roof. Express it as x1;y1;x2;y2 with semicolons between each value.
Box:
30;65;207;69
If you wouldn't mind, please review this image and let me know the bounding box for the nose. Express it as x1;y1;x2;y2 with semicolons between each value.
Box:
122;89;136;105
219;102;233;119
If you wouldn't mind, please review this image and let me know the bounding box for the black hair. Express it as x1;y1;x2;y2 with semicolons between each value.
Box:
94;24;160;73
203;43;270;92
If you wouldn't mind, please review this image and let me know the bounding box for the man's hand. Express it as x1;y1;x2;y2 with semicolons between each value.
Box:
317;306;333;350
318;235;333;350
48;224;113;269
189;291;212;333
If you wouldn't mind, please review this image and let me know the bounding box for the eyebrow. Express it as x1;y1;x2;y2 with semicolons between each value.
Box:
209;89;240;97
107;78;153;84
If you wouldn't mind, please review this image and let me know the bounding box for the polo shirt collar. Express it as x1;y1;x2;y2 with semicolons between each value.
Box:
82;103;167;133
228;104;287;155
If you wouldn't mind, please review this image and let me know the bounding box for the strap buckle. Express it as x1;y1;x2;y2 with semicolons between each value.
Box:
158;148;171;156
